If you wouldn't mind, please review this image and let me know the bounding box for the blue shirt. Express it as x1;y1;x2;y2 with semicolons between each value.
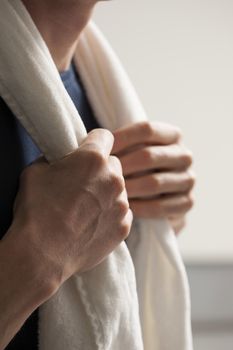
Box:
1;63;100;349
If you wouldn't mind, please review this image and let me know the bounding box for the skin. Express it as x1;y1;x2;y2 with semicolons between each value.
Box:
21;0;100;71
112;121;195;233
0;0;195;348
0;129;132;349
20;0;195;231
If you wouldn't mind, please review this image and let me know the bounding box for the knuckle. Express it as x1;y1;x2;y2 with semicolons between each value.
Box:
141;147;153;164
140;121;154;138
89;127;113;139
116;199;129;217
186;194;195;210
117;209;133;240
181;150;193;167
155;146;167;159
151;174;162;189
110;155;123;172
100;128;115;143
187;171;196;189
87;149;106;168
118;220;131;240
110;173;125;194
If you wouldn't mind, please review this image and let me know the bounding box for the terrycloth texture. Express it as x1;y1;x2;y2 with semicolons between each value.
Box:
0;1;193;349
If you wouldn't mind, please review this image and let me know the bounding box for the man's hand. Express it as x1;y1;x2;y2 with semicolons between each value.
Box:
112;121;195;233
10;128;132;286
0;128;132;349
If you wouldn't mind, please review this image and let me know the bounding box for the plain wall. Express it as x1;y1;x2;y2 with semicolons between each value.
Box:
93;0;233;263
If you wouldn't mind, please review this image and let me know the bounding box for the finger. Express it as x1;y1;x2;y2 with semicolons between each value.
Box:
125;171;196;198
129;193;194;218
106;156;126;198
79;128;114;160
119;144;193;176
120;208;134;238
112;121;181;154
108;155;124;176
169;216;187;235
114;188;130;219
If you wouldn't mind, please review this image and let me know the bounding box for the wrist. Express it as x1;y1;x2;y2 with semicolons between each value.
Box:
0;224;58;349
1;223;57;317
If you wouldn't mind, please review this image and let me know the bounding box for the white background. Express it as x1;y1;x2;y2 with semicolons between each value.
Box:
94;0;233;263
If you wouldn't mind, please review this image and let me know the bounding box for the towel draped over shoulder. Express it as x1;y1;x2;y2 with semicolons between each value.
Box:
0;1;193;349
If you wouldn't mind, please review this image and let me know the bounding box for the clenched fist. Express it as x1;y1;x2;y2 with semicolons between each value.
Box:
4;128;132;300
0;128;133;349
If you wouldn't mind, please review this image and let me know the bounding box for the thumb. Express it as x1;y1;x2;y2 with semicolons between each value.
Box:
79;128;114;160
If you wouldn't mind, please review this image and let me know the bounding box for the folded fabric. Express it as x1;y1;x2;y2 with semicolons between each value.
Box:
0;1;193;349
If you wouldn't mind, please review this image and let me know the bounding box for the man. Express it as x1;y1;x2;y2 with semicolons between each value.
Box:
0;0;195;349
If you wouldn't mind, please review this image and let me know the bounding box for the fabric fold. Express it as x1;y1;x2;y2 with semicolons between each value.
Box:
0;1;193;349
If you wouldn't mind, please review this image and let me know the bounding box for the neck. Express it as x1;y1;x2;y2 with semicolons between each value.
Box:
22;1;97;72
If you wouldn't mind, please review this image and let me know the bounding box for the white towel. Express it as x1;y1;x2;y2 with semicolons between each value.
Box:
0;1;193;349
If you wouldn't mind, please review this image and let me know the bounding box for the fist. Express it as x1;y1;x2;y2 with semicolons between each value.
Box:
8;128;133;297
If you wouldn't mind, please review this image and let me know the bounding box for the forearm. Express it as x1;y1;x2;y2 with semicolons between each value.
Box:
0;227;52;349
